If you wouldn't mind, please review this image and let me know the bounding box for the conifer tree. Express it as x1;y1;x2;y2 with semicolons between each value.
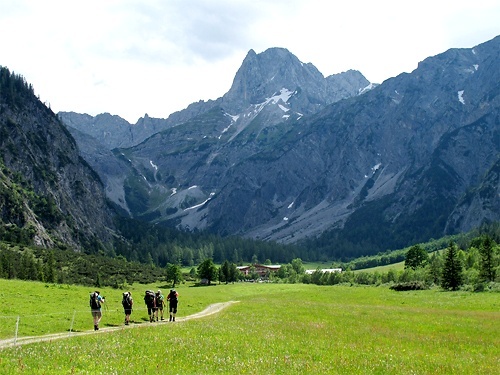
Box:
479;236;497;282
441;241;463;290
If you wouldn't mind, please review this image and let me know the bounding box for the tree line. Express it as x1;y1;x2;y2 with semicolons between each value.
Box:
300;235;498;291
0;243;168;287
112;217;306;266
189;234;498;292
1;232;498;293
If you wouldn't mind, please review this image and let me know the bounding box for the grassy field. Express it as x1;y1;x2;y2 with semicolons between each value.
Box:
0;279;499;374
352;261;405;273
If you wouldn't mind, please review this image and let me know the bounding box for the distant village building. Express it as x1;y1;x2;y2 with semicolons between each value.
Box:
237;264;281;277
305;268;342;275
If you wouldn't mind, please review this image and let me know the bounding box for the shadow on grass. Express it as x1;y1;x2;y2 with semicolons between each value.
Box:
189;283;218;288
130;320;146;325
158;284;174;289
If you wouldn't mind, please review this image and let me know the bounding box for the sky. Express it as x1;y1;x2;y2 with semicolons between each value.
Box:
1;0;499;124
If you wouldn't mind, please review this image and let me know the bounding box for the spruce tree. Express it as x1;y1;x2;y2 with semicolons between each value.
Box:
441;241;463;290
479;236;497;282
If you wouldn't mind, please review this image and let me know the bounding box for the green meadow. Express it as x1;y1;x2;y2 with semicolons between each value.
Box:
0;279;498;374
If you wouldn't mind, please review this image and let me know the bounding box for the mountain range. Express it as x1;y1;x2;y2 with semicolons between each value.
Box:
2;36;499;259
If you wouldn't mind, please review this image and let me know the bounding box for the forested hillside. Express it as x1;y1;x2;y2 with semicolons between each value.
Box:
0;67;115;251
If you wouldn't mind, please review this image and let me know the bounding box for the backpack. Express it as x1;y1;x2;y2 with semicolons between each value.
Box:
122;293;132;309
144;290;155;307
156;294;164;307
168;291;178;303
90;292;101;309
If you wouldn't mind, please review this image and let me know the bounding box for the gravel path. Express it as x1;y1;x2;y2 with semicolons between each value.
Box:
0;301;239;349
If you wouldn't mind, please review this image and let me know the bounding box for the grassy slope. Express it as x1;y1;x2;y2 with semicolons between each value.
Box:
352;261;405;273
0;279;499;374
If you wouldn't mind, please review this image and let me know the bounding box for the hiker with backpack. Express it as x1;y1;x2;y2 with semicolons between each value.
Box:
144;290;156;322
167;289;179;322
155;290;165;321
122;291;133;325
90;290;105;331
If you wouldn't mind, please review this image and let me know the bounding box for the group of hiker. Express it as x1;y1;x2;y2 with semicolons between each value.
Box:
143;289;179;322
89;289;179;330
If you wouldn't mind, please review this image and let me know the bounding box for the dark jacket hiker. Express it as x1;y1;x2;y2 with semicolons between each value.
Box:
144;290;156;322
122;292;133;325
167;289;179;322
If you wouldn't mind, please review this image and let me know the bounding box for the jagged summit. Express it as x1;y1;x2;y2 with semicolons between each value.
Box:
222;47;368;114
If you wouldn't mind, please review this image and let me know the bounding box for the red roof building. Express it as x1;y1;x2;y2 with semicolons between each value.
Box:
237;264;281;277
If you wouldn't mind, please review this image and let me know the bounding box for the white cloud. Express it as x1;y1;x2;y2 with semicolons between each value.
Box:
0;0;498;123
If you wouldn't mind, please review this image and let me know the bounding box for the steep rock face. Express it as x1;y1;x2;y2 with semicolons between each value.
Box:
65;126;133;215
0;68;115;250
446;150;500;233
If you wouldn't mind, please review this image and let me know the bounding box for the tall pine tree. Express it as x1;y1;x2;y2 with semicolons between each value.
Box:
479;236;497;282
441;241;463;290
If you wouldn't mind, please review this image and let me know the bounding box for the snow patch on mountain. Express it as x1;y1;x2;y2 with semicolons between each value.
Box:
278;104;289;112
254;88;294;113
225;112;240;122
458;90;465;104
359;83;375;94
184;192;215;211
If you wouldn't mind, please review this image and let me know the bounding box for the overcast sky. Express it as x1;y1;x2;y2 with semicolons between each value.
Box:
1;0;499;123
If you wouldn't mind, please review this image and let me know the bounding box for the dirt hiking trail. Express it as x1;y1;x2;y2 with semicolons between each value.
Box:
0;301;239;349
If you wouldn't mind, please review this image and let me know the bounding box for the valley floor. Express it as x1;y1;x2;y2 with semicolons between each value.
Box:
0;301;238;350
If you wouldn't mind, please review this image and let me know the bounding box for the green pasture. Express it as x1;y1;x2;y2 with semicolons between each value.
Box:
0;279;498;374
353;261;405;273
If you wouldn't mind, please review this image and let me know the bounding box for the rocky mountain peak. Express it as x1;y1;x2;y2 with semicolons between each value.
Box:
222;47;369;115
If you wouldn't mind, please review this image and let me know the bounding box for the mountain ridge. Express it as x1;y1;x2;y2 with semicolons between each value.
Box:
58;37;500;258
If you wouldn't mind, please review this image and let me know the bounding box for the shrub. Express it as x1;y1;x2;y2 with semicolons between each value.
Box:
390;281;428;291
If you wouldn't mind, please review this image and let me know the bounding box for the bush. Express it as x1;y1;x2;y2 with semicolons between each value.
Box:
390;281;428;291
473;282;486;292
